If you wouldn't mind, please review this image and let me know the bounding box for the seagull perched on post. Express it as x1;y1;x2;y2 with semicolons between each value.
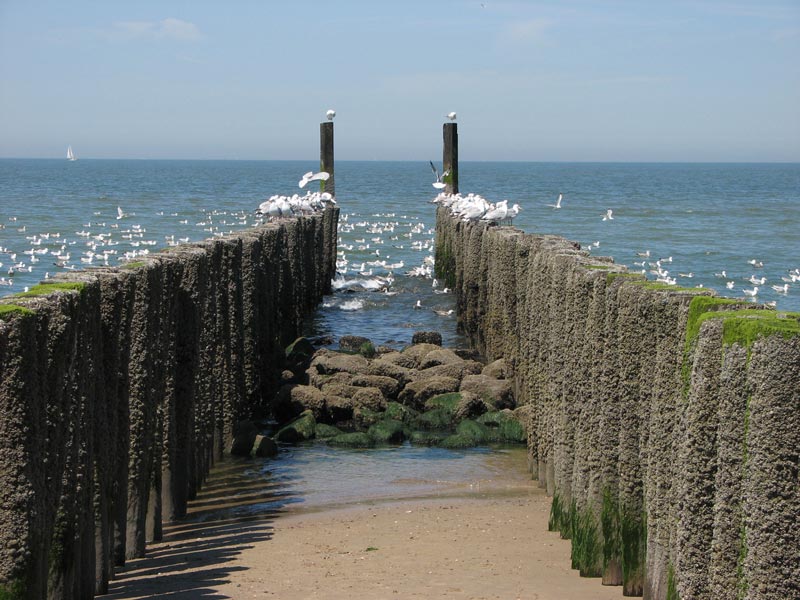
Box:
429;161;448;189
326;109;336;121
298;171;330;188
446;112;457;121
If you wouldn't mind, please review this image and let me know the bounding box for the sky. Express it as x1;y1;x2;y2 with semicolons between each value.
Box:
0;0;798;162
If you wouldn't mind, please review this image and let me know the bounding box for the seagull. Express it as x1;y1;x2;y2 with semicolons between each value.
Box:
771;283;789;293
433;309;455;316
547;193;563;209
747;258;764;268
429;161;447;189
743;286;759;297
603;209;614;221
506;203;521;224
726;281;735;289
446;112;457;121
298;171;330;188
116;206;127;220
636;250;650;258
326;109;336;121
482;200;508;222
414;299;422;309
714;270;727;278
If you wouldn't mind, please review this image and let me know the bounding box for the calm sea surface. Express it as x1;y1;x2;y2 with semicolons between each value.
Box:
1;159;797;506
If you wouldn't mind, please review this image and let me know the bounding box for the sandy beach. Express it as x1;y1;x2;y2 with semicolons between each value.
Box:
101;462;621;600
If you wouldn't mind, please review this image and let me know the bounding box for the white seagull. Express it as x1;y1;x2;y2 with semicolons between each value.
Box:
326;109;336;121
743;286;759;297
429;161;448;190
298;171;330;188
547;193;563;209
446;112;457;121
116;206;127;220
603;209;614;221
771;283;789;293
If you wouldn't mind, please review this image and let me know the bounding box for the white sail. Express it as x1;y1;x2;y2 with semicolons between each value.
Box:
67;146;77;161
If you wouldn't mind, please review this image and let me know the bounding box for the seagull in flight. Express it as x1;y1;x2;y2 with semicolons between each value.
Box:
298;171;330;188
429;161;448;189
326;109;336;121
116;206;128;220
547;193;563;209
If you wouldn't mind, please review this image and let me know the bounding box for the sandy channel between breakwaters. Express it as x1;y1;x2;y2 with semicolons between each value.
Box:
101;473;622;600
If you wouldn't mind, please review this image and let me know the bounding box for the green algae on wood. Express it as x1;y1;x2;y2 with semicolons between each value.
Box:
571;503;602;577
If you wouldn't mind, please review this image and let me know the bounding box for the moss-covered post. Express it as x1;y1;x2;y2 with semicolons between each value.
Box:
443;122;458;194
320;121;334;197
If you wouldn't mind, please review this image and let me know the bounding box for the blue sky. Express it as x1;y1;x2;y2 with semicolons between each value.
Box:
1;1;798;161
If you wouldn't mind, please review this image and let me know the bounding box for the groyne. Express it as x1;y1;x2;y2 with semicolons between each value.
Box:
0;207;338;599
435;207;799;599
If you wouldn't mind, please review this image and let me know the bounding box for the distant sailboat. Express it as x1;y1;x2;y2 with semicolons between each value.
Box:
67;146;77;161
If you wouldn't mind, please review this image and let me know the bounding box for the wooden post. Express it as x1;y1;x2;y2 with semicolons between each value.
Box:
443;122;458;194
320;121;334;196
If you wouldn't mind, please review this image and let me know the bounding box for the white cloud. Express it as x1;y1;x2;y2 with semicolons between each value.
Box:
505;18;553;43
108;18;202;42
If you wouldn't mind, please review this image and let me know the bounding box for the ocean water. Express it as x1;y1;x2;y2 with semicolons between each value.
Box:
1;159;798;351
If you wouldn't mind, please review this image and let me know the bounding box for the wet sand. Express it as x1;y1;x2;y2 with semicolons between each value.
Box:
101;459;622;600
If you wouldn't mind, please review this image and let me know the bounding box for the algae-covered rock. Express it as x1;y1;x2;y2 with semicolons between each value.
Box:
229;421;258;456
366;359;417;387
275;410;316;444
453;391;493;422
353;407;384;430
424;392;462;413
326;395;355;423
459;374;515;409
440;420;489;448
478;410;526;443
351;386;388;412
314;423;344;439
339;335;372;352
327;432;375;448
368;419;409;444
419;348;463;369
398;376;461;410
286;336;315;362
274;384;327;422
482;358;511;380
252;434;279;458
310;349;369;375
411;331;442;345
417;408;454;431
352;374;401;399
384;401;419;425
410;431;447;446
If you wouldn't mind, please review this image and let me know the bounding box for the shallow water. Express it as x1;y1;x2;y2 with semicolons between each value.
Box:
187;442;534;523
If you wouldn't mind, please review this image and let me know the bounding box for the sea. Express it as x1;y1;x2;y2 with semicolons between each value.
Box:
1;158;798;509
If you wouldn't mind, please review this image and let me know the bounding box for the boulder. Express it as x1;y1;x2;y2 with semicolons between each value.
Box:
397;376;461;410
351;374;401;399
477;410;526;443
310;349;369;375
400;343;443;368
379;351;418;370
459;374;515;409
314;423;344;439
275;410;316;444
453;348;483;361
339;335;372;352
417;408;454;431
383;401;419;425
414;360;482;383
326;395;355;424
366;359;417;388
274;384;327;422
453;391;493;422
307;369;354;390
439;420;489;449
252;434;279;458
228;421;258;456
411;331;442;345
285;336;315;365
327;432;374;448
351;386;387;412
418;347;463;369
482;358;511;380
367;419;408;444
424;392;462;413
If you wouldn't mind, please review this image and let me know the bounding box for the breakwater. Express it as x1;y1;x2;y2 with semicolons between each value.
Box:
435;207;799;599
0;207;338;599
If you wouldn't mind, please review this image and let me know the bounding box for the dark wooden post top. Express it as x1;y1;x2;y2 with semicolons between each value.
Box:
443;122;458;194
320;121;334;196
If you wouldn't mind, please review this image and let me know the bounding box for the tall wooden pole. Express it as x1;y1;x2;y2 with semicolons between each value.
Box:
443;122;458;194
320;121;334;196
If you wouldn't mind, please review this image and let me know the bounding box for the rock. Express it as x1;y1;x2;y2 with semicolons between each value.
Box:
351;387;387;412
308;370;354;390
310;349;369;375
417;408;454;431
459;374;515;409
379;351;418;370
351;374;401;399
285;336;315;362
512;404;533;434
229;420;258;456
424;392;462;413
320;382;362;400
477;410;526;443
412;331;442;345
326;395;355;423
410;431;446;446
375;345;396;355
400;343;443;368
274;384;327;422
339;335;372;353
327;432;374;448
366;359;418;388
275;410;316;444
414;360;482;383
383;401;419;425
419;347;463;369
397;376;461;410
440;419;489;449
314;423;343;439
453;391;493;422
482;358;511;379
453;348;483;361
252;434;278;458
280;369;298;384
367;419;408;444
